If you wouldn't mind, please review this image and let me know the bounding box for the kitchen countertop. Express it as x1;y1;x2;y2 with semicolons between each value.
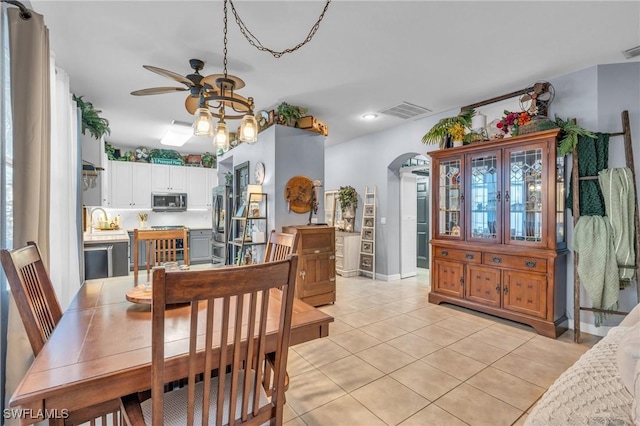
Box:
83;232;130;244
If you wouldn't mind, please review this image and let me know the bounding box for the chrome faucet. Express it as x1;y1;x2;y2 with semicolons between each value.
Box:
89;207;108;234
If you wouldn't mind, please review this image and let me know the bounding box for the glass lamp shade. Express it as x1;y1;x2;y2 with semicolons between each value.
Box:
214;120;230;151
239;113;259;144
193;107;214;137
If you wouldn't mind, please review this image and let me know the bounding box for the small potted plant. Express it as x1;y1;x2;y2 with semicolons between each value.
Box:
276;102;308;127
338;185;358;217
201;152;216;168
421;109;475;148
73;95;111;140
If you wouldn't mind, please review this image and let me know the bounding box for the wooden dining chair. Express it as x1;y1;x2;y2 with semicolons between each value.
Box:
120;255;299;426
0;241;123;425
133;228;189;285
263;230;298;263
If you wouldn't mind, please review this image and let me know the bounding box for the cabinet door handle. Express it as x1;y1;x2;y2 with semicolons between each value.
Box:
460;193;465;202
503;284;509;295
492;257;502;264
314;249;320;254
505;191;510;202
329;277;336;282
495;284;500;293
496;191;501;202
441;250;448;256
465;253;474;260
299;270;306;280
459;276;464;287
329;255;335;260
524;261;537;268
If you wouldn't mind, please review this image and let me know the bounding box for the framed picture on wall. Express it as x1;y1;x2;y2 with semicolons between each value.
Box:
360;254;373;271
365;205;374;216
363;229;373;241
361;241;373;254
364;217;374;228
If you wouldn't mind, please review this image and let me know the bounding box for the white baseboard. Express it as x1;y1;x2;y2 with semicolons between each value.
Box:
400;272;417;279
375;273;401;281
567;319;612;337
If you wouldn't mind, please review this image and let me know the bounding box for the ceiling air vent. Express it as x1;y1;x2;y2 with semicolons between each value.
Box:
379;102;431;120
622;45;640;59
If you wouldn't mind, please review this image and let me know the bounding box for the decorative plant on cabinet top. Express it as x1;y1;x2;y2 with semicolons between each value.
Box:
338;185;358;213
421;109;475;148
73;95;110;140
276;102;308;127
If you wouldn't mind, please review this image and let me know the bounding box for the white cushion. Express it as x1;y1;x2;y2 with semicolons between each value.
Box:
620;304;640;327
634;360;640;426
617;323;640;394
141;370;269;426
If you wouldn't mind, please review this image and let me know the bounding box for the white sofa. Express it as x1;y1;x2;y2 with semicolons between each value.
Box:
526;303;640;426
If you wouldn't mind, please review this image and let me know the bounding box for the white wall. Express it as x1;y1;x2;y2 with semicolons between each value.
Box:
326;62;640;330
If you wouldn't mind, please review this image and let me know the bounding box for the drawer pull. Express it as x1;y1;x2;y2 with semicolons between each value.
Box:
329;255;335;260
492;257;502;264
495;284;500;293
465;253;475;260
503;284;509;295
441;250;449;256
524;261;537;268
329;277;336;282
314;249;320;254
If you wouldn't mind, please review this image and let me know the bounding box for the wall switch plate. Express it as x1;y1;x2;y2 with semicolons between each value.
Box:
311;217;318;224
381;217;386;224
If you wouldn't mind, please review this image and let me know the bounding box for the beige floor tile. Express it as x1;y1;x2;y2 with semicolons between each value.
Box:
358;306;402;321
511;337;586;370
399;404;468;426
330;329;382;353
386;333;442;358
412;325;467;346
351;376;429;425
301;394;386;426
406;306;458;324
466;366;546;411
447;336;509;364
487;319;537;340
360;321;408;342
293;336;350;368
317;302;360;317
557;330;601;348
469;326;528;351
283;403;298;423
447;309;500;327
287;349;317;377
356;343;417;374
382;300;427;314
318;355;384;392
284;417;306;426
435;315;492;335
513;412;529;425
422;348;487;381
286;369;346;415
381;313;430;332
435;383;523;426
492;353;568;388
390;360;461;401
327;318;354;336
338;311;381;328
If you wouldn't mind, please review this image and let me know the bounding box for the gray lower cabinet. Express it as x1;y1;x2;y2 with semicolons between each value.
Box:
189;229;212;264
128;231;148;271
84;241;129;279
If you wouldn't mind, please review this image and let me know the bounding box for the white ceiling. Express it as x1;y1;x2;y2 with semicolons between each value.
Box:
30;1;640;154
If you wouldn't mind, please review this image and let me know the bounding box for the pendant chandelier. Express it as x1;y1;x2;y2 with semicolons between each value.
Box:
193;0;331;151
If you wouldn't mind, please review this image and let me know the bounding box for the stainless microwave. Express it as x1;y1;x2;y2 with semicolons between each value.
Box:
152;193;187;212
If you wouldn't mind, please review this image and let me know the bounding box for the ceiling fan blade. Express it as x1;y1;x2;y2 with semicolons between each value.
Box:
520;94;532;102
537;92;551;101
143;65;193;86
131;87;188;96
185;95;199;114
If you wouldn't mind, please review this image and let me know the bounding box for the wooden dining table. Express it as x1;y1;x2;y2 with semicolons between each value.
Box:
9;273;333;425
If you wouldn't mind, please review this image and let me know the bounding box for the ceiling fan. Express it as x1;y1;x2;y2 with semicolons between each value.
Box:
131;58;215;115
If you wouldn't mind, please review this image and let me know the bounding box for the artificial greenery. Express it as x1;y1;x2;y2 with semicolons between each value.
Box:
552;116;596;156
149;149;183;161
104;141;117;160
421;109;475;147
73;95;110;140
201;152;216;168
338;185;358;212
224;172;233;186
276;102;308;125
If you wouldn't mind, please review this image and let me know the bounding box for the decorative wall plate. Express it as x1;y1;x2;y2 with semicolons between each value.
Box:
255;162;265;184
284;175;313;213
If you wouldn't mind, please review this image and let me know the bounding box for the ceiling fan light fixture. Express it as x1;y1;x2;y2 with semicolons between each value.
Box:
239;113;258;144
194;107;214;137
214;120;230;151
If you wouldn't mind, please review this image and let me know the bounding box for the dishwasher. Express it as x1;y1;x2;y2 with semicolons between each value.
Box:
84;241;129;280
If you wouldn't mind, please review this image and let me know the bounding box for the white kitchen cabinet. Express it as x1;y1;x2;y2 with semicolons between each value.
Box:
187;168;218;209
335;232;360;277
109;161;151;208
151;164;187;192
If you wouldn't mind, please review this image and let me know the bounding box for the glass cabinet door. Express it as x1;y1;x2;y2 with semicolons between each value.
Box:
435;157;463;239
467;151;501;242
505;143;546;246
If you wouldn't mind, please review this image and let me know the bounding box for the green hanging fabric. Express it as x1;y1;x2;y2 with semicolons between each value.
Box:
567;133;610;216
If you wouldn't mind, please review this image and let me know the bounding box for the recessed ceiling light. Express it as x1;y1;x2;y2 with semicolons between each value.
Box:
362;113;378;120
160;120;193;147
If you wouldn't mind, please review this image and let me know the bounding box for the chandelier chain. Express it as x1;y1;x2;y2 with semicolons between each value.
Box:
223;0;229;76
228;0;331;59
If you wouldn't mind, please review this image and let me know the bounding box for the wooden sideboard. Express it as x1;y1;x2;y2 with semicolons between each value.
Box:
428;130;569;338
282;225;336;306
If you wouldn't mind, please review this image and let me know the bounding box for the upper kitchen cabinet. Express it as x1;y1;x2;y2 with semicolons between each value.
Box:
428;129;568;337
109;161;152;208
151;164;187;192
187;167;218;209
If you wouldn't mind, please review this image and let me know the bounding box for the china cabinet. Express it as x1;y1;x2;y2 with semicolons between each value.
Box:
428;129;568;337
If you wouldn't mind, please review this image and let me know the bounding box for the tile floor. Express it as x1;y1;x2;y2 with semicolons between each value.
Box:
283;269;600;426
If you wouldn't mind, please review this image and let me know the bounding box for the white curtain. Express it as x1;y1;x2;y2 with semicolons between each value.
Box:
49;61;81;309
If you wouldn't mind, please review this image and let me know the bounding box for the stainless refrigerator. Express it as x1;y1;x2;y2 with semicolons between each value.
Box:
211;185;232;264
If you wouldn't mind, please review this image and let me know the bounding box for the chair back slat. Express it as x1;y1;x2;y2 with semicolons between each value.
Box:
0;241;62;356
150;256;298;426
133;228;189;286
263;230;298;263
